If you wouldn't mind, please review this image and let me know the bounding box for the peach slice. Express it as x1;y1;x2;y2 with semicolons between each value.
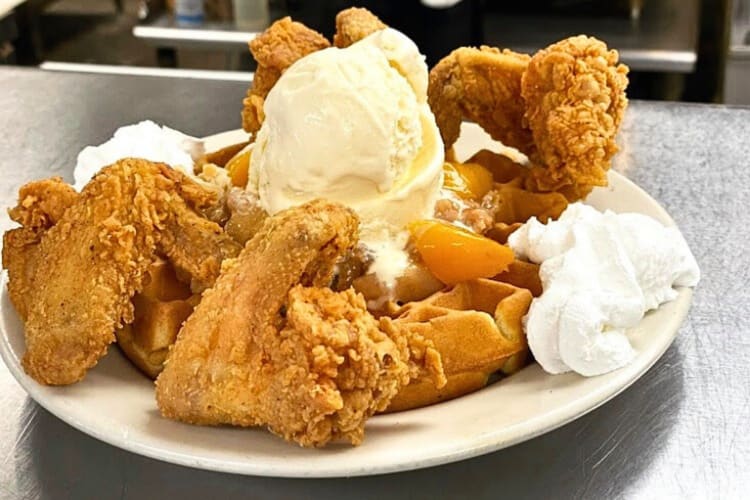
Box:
409;220;514;284
442;161;494;200
225;148;252;187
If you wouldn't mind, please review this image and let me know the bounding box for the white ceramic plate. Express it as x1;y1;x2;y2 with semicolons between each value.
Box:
0;123;693;477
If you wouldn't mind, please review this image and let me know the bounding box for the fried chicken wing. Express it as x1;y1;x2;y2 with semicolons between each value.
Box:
522;35;629;195
157;199;241;293
428;47;533;152
3;178;78;320
332;7;386;48
6;177;78;231
2;159;240;385
241;17;330;134
156;200;443;447
428;36;628;201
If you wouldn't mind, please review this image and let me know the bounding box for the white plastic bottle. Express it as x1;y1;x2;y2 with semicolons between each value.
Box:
175;0;205;25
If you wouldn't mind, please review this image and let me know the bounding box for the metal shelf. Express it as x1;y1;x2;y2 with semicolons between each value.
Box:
133;15;259;51
134;0;699;73
483;0;699;72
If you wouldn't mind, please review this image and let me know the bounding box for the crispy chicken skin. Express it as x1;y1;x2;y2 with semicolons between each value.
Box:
156;195;241;293
522;35;629;195
428;46;533;153
332;7;386;48
156;200;443;447
428;36;628;201
241;17;330;134
6;177;78;232
3;178;78;320
2;159;240;385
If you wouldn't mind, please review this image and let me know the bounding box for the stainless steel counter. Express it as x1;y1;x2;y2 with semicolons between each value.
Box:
0;67;747;499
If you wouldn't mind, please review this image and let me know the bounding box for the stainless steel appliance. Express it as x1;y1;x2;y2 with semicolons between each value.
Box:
725;0;750;104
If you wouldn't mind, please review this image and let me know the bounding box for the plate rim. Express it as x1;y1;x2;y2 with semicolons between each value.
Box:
0;125;695;477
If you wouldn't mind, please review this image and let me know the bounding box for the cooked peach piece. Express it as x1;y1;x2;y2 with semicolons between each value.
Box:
442;161;494;200
226;148;252;187
409;220;514;284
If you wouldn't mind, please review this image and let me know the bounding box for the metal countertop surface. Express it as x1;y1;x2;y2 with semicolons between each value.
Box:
0;68;747;499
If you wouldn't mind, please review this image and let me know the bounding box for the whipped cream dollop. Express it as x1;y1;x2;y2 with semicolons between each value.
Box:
74;120;204;190
508;203;700;376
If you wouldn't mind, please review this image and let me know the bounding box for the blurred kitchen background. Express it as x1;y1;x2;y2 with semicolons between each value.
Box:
0;0;747;103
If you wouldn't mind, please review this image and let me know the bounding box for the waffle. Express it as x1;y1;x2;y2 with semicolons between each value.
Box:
468;148;569;224
117;259;535;412
115;143;545;408
352;263;445;309
384;278;532;412
115;259;199;379
494;259;542;297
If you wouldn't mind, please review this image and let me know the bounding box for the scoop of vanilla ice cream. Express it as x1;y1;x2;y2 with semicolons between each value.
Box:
247;28;444;291
74;120;204;191
248;28;444;246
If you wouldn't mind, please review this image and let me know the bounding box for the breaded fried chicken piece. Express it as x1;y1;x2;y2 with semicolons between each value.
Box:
6;177;78;231
2;159;240;385
156;200;443;447
522;36;629;195
428;46;533;153
428;36;628;201
333;7;386;48
242;17;330;134
3;178;78;320
157;193;241;293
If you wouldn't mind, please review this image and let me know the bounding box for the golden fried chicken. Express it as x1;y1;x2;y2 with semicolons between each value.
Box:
428;46;533;152
241;17;330;134
156;200;443;447
428;36;628;201
522;35;629;195
157;196;241;293
2;159;240;385
332;7;386;48
6;177;78;232
3;178;78;320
